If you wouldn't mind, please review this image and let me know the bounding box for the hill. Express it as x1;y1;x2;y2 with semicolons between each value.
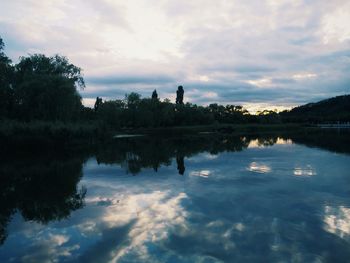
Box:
280;95;350;123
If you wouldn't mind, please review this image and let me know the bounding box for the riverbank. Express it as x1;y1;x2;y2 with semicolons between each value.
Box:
0;121;312;140
0;120;339;147
115;123;307;136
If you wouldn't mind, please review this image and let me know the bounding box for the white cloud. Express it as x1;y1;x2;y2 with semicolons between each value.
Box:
321;3;350;44
292;73;318;80
246;78;272;87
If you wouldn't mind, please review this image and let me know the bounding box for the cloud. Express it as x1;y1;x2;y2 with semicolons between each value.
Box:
0;0;349;110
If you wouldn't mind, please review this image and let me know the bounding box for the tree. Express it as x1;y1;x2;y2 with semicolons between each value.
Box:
152;89;158;100
94;97;103;112
176;85;184;104
97;100;125;128
0;37;14;118
13;54;84;121
126;92;141;108
125;92;141;127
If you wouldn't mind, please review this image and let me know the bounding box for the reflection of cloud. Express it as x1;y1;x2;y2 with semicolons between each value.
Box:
21;234;79;263
293;165;316;176
248;137;292;148
203;153;219;160
190;170;211;178
234;223;245;232
248;139;261;148
324;205;350;240
113;191;186;260
247;162;271;173
94;191;189;262
276;138;293;145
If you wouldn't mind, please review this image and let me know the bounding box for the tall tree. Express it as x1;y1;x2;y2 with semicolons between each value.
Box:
176;85;184;104
152;89;158;100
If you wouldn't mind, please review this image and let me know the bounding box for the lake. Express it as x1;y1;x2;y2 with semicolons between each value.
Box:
1;130;350;262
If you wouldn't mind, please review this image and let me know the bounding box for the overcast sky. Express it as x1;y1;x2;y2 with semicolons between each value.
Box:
1;0;349;112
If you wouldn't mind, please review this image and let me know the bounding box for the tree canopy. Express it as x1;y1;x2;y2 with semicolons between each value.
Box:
12;54;84;121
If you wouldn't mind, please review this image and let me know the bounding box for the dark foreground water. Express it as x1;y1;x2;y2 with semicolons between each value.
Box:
1;131;350;263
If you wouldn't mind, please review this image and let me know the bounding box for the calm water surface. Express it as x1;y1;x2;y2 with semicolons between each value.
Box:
1;131;350;262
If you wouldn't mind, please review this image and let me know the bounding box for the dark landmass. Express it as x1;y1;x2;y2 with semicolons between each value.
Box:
280;95;350;123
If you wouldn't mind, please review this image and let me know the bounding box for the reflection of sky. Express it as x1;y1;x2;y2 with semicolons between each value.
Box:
294;165;317;176
247;137;292;148
1;142;350;262
247;162;271;173
324;205;350;240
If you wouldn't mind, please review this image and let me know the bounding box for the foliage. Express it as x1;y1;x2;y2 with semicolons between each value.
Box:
152;89;158;100
12;54;84;121
176;85;184;104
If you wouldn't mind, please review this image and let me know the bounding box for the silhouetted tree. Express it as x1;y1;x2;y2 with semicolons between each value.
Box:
0;37;14;119
94;96;103;112
152;89;158;100
176;85;184;104
125;92;141;126
97;99;125;128
13;54;84;121
176;155;185;175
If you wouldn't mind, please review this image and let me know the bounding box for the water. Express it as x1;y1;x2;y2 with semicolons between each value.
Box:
1;131;350;262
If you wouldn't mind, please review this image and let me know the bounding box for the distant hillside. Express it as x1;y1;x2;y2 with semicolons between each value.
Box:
280;95;350;123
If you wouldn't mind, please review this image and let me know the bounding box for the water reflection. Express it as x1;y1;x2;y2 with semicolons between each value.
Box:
0;130;350;262
0;149;87;246
324;206;350;240
293;165;317;176
95;134;252;175
247;162;272;173
176;155;185;175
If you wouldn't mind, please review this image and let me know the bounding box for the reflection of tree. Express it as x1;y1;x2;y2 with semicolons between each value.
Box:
0;149;87;244
176;155;185;175
285;130;350;155
94;131;350;176
95;135;254;175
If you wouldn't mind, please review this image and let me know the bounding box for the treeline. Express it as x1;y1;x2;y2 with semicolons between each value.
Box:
93;94;264;128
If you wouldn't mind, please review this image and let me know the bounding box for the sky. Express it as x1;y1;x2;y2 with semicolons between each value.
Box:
0;0;349;112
